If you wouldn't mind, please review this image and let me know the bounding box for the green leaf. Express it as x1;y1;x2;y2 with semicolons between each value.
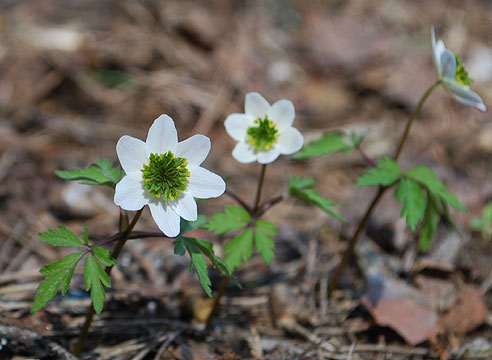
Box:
288;177;344;221
31;252;84;312
224;228;254;271
357;158;401;187
406;166;466;211
55;158;122;188
92;247;116;266
180;215;208;234
419;193;440;252
84;254;110;314
396;179;426;231
82;226;89;246
254;220;276;264
294;133;351;160
207;205;251;235
39;226;85;248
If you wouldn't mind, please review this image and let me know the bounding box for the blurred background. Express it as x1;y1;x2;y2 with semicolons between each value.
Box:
1;0;492;359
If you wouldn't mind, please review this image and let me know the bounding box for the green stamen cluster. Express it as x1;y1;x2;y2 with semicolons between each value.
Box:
246;115;279;151
454;53;473;87
141;151;190;204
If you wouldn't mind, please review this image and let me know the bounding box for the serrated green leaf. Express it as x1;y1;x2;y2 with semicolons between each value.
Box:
419;193;440;252
55;158;121;188
288;177;344;222
207;205;251;235
406;166;466;211
396;179;426;231
84;254;110;314
31;252;84;312
357;158;401;187
82;226;89;246
254;220;276;264
39;226;85;248
294;133;351;160
92;247;116;266
224;228;254;271
180;215;207;234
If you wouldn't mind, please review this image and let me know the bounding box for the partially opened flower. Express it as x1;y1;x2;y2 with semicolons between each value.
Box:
224;92;304;164
114;115;225;237
431;26;486;111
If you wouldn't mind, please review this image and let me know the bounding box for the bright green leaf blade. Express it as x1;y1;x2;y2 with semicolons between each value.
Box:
406;166;466;211
55;158;121;188
84;254;108;314
294;133;351;160
186;243;212;297
419;193;440;252
288;176;314;192
224;228;254;271
207;205;251;235
92;247;117;266
82;226;89;245
396;179;426;231
39;226;85;248
94;158;121;184
254;220;276;264
31;271;65;312
356;158;401;187
180;215;208;234
40;252;85;275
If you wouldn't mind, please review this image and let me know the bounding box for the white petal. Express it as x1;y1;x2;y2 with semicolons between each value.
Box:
268;99;295;131
175;191;198;221
431;26;445;76
224;113;253;141
245;92;270;119
145;114;178;156
176;135;210;166
148;200;181;237
257;148;281;164
276;127;304;155
116;135;147;174
443;80;487;111
114;174;149;210
232;142;257;163
440;50;456;79
188;166;226;199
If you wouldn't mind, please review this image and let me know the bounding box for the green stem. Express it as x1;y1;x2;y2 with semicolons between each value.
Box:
254;164;267;212
73;209;142;356
327;80;441;297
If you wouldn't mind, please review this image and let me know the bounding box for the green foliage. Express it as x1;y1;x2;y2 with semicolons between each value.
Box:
254;220;276;264
470;201;492;241
173;236;240;297
419;193;440;252
92;247;117;267
84;254;111;314
356;158;401;187
406;166;466;211
288;176;344;221
207;205;251;235
31;252;84;312
396;179;426;231
224;228;254;271
39;226;86;248
294;132;354;160
180;215;208;234
55;158;122;188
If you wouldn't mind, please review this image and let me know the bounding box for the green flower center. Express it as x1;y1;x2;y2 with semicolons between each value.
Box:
246;115;279;151
141;151;190;204
454;53;473;87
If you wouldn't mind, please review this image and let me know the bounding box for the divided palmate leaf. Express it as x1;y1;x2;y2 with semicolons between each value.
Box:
406;166;466;211
31;252;84;312
357;158;401;187
39;226;85;248
288;176;344;221
55;158;122;188
207;205;251;235
92;247;117;267
396;179;427;231
224;228;254;271
294;133;351;160
254;220;276;264
84;254;111;314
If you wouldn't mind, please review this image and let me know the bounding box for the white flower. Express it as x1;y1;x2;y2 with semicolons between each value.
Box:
431;26;486;112
224;92;304;164
114;115;225;237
